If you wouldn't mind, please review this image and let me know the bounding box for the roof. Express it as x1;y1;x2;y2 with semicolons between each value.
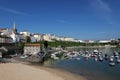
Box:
25;43;40;47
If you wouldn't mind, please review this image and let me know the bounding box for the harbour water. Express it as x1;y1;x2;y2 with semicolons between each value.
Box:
46;47;120;80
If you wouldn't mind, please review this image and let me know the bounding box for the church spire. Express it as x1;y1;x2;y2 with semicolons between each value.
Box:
13;21;17;33
13;21;16;30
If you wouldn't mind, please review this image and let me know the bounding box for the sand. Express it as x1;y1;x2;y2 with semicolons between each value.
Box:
0;63;87;80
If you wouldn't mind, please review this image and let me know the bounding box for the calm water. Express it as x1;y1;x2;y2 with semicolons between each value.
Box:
46;47;120;80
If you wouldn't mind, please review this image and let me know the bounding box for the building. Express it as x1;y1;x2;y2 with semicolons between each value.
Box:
24;43;41;55
20;31;30;37
98;40;111;43
32;33;43;42
43;34;52;41
0;35;13;43
0;22;19;43
0;28;7;33
84;40;95;43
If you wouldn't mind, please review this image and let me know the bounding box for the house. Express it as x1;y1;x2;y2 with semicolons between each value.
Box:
32;33;43;42
0;35;13;43
24;43;41;55
20;31;30;36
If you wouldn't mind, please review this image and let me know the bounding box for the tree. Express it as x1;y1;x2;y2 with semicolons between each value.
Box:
26;36;31;43
44;41;48;49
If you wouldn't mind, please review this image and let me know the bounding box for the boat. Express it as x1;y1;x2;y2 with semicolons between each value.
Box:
113;51;119;56
93;50;98;55
109;56;114;62
94;55;98;61
109;62;115;66
117;58;120;63
99;56;103;61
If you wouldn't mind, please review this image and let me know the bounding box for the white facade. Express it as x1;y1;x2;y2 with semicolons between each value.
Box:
98;40;111;43
20;31;30;36
33;34;43;42
30;36;37;42
24;44;40;55
0;29;18;43
43;34;52;41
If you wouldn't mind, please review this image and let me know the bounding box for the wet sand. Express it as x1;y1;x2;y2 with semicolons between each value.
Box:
24;62;87;80
0;63;87;80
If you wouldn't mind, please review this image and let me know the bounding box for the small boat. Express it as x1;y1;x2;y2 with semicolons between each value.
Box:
109;56;114;62
117;58;120;63
94;56;98;61
109;62;115;66
76;57;80;60
99;56;103;61
115;55;119;59
54;57;59;60
93;50;98;55
113;51;119;56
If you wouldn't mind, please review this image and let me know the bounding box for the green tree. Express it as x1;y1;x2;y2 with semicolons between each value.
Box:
26;36;31;43
44;41;48;49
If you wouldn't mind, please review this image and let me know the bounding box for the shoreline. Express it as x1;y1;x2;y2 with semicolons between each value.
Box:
24;62;87;80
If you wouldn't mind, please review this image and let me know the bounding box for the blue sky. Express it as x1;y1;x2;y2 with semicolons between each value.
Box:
0;0;120;40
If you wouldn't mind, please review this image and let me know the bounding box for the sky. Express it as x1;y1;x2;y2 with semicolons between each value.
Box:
0;0;120;40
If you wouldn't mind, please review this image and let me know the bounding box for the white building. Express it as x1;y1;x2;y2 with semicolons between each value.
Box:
43;34;52;41
84;40;95;43
30;35;37;42
33;33;43;42
24;43;41;55
0;22;19;43
98;40;111;43
20;31;30;37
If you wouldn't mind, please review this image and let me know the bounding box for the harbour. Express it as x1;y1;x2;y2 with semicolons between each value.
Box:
44;47;120;80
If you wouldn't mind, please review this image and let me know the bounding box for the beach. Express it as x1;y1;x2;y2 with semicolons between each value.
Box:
0;63;87;80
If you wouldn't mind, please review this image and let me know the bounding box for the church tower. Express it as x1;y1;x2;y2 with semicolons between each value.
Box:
13;21;17;33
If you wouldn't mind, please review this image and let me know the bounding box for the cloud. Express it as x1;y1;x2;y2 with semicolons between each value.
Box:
56;19;72;24
90;0;114;24
0;7;28;15
96;0;111;12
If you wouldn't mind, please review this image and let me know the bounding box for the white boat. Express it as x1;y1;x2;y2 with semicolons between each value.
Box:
109;62;115;66
54;56;59;60
117;58;120;63
94;56;98;61
109;56;114;62
99;56;103;61
20;54;28;59
93;50;98;55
